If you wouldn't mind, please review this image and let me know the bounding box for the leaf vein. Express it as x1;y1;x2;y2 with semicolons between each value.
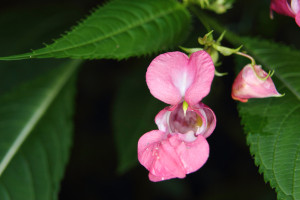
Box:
0;60;80;177
21;152;35;200
272;105;300;196
0;180;12;200
31;4;182;57
293;142;300;199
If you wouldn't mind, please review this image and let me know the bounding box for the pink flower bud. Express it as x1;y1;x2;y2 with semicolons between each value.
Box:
270;0;300;27
231;64;281;103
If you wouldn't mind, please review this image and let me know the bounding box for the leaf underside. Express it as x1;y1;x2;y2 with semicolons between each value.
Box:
0;4;85;200
0;0;191;60
0;59;81;200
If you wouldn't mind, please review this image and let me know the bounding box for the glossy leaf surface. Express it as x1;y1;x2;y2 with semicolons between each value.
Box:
0;0;191;60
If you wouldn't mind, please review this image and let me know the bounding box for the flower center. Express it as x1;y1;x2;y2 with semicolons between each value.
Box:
169;103;203;134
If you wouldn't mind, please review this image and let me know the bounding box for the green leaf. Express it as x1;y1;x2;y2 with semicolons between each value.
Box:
0;0;191;60
237;38;300;200
241;90;300;200
113;66;164;174
0;59;81;200
0;4;83;199
192;11;300;199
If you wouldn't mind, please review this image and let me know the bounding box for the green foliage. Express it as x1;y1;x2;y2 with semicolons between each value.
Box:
0;59;81;200
3;0;298;198
194;12;300;198
237;38;300;200
0;0;191;60
241;88;300;200
0;5;84;199
113;66;165;174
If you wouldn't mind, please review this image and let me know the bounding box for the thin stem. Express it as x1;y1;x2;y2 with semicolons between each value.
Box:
235;51;256;66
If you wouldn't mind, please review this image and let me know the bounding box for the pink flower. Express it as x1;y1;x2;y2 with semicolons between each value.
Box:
270;0;300;26
138;103;216;182
138;51;216;182
231;64;281;103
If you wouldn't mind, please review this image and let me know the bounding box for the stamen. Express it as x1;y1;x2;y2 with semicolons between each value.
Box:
182;101;189;117
196;115;203;127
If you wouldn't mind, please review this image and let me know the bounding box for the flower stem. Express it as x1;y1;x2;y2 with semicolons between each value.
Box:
235;51;256;66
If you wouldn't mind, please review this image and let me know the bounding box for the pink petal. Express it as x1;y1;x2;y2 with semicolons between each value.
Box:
137;130;186;180
184;51;215;106
296;11;300;26
154;105;175;133
148;172;175;182
270;0;295;17
146;52;189;105
148;134;209;182
192;103;217;138
138;130;166;168
231;64;281;102
173;134;209;174
155;103;216;139
150;139;186;179
138;130;210;182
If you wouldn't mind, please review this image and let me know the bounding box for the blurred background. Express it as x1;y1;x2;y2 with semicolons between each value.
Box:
1;0;299;199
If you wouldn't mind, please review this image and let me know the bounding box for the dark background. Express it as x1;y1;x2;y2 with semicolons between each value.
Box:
1;0;299;199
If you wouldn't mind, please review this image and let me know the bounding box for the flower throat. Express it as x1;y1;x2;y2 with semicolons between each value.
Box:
169;103;203;134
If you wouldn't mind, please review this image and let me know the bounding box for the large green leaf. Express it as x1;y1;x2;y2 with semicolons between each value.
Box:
0;0;191;60
0;5;84;199
193;11;300;199
113;66;164;174
237;38;300;200
0;59;81;200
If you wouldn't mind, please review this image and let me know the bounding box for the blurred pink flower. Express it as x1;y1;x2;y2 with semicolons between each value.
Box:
270;0;300;26
231;64;281;103
138;51;216;182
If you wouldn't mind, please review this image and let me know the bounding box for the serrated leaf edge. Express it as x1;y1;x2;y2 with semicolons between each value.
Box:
0;1;186;60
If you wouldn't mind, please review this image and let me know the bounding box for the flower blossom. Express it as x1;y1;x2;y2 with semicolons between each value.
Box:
231;64;281;103
138;51;216;182
270;0;300;27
